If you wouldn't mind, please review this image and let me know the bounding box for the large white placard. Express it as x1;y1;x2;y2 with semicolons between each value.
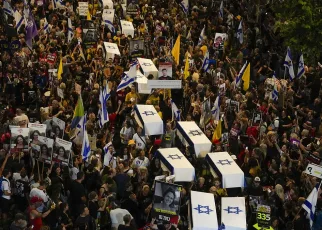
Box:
78;2;89;16
120;20;134;38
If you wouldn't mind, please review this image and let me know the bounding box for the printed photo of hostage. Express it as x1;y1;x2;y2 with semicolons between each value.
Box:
10;127;30;153
152;181;182;224
38;136;54;163
53;138;72;166
158;62;173;80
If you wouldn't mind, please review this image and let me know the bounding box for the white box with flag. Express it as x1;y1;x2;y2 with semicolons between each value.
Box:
102;9;114;23
103;42;120;60
102;0;113;9
206;152;244;188
134;105;163;136
156;148;195;182
190;191;218;230
120;20;134;38
221;197;247;230
134;70;151;94
137;58;159;79
176;121;212;158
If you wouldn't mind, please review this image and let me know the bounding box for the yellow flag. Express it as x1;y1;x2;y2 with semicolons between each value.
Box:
87;10;91;20
184;56;189;79
57;57;63;80
171;35;180;66
242;63;250;91
212;120;222;144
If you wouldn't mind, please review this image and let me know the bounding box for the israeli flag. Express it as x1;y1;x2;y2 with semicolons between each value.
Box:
237;20;243;44
211;95;220;121
272;72;278;102
235;61;247;87
179;0;189;14
14;10;24;31
52;0;64;9
3;0;14;16
43;17;50;33
219;1;224;18
202;51;210;72
171;99;181;121
297;53;305;78
116;61;138;91
198;26;206;46
302;183;320;227
81;115;91;161
284;47;295;80
98;85;110;128
104;19;116;33
67;18;73;43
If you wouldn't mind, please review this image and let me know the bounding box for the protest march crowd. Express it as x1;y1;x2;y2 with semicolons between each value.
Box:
0;0;322;229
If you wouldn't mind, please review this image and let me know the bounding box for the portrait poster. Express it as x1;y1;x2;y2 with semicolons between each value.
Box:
158;62;173;80
225;99;239;112
126;0;139;15
78;2;89;16
10;127;29;152
152;181;182;224
82;20;98;48
28;123;46;144
34;136;54;164
51;117;65;139
53;138;72;166
129;39;144;59
251;112;262;127
214;33;228;48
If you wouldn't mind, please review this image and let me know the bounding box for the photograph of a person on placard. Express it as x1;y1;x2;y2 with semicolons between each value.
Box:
127;0;139;11
13;135;28;149
40;144;52;162
159;68;172;80
51;125;63;139
55;146;69;162
153;181;180;215
130;40;144;58
30;130;41;145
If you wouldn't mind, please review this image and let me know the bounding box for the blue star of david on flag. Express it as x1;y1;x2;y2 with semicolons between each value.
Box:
189;130;202;136
142;111;155;116
224;206;243;214
217;159;233;165
167;154;182;160
194;205;213;214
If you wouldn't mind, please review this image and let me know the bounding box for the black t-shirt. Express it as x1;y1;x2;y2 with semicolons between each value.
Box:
69;180;86;205
88;201;99;219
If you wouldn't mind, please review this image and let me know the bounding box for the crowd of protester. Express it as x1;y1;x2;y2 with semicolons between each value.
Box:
0;0;322;229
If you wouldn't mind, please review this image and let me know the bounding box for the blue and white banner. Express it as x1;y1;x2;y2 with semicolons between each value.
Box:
171;99;181;121
43;17;50;33
191;191;218;230
202;51;210;72
179;0;189;14
235;61;247;88
198;26;205;46
67;18;73;43
221;197;247;230
219;1;224;18
206;152;244;188
14;10;24;31
302;183;320;227
176;121;212;158
103;19;116;33
211;95;220;121
156;148;195;182
297;53;305;78
3;0;14;16
116;73;135;92
271;72;278;102
98;85;110;128
237;20;243;44
134;104;163;136
81;115;91;161
284;47;295;80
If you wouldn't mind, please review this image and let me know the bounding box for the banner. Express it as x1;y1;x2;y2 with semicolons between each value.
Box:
54;138;72;165
152;181;182;224
78;2;89;16
31;136;54;163
256;205;271;228
10;127;29;152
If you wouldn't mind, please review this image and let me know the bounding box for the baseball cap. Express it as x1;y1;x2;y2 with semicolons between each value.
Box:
254;177;261;182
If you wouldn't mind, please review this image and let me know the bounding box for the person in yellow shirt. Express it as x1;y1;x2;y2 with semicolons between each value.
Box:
155;105;162;119
147;90;160;106
125;86;140;103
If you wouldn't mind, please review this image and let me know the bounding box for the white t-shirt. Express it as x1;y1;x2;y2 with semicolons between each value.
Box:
110;208;132;228
30;187;48;202
70;167;79;180
1;178;11;200
132;133;146;150
132;157;150;168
